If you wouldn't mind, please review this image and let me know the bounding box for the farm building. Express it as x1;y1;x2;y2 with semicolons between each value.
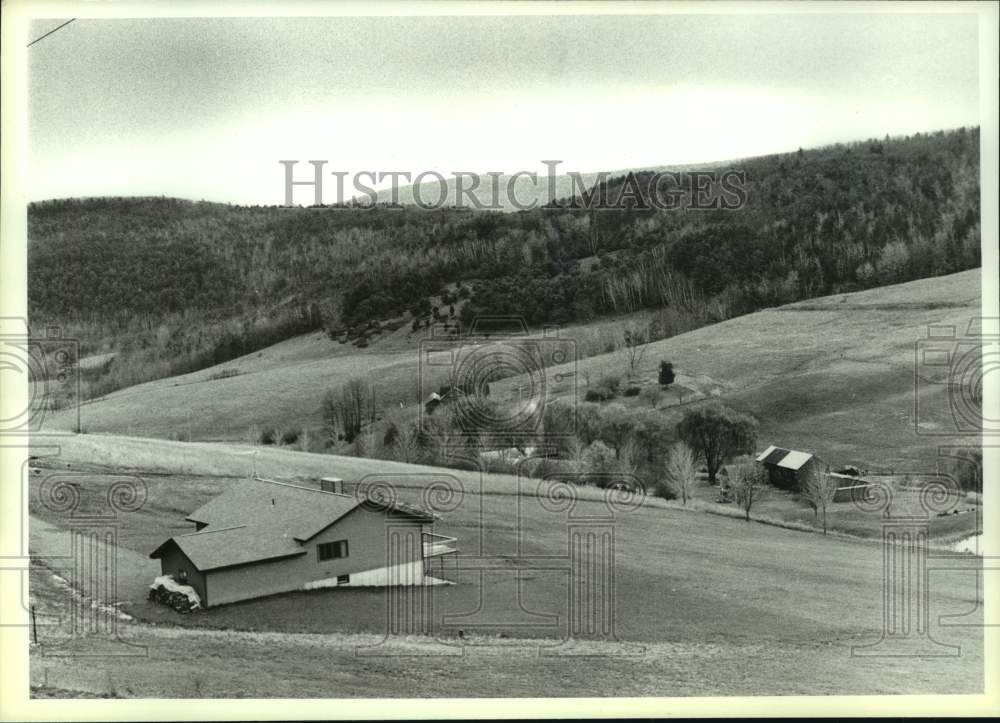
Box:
424;382;490;415
150;477;456;608
755;445;825;490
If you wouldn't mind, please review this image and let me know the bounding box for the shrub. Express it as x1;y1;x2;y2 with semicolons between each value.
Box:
655;480;678;501
623;385;641;397
946;447;982;493
259;426;277;445
658;361;675;387
584;374;622;402
598;375;621;393
581;440;617;485
207;368;240;381
585;387;615;402
280;427;301;445
382;421;399;448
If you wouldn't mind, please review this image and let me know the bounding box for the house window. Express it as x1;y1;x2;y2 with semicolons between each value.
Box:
337;574;350;585
318;540;349;562
177;569;188;583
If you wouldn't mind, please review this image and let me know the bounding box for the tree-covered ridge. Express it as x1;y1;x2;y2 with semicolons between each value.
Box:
28;127;980;396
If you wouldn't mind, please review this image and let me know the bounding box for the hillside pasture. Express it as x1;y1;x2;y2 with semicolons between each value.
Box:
26;442;985;696
488;269;982;471
43;270;981;474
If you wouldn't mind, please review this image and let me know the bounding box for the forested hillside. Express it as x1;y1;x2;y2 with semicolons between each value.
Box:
28;127;980;398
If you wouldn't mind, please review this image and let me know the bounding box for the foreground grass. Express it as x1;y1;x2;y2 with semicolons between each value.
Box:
27;539;984;698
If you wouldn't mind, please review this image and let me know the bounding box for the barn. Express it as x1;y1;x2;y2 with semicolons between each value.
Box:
755;445;824;491
150;477;456;608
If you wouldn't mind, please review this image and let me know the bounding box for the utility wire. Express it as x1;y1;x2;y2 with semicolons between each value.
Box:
27;19;76;48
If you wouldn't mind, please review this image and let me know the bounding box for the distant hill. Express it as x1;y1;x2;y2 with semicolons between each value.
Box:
368;161;726;211
44;269;981;473
28;127;981;399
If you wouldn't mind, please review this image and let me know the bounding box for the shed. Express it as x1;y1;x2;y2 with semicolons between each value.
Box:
755;445;824;491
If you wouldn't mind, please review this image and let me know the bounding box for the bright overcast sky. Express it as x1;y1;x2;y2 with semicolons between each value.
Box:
27;12;981;205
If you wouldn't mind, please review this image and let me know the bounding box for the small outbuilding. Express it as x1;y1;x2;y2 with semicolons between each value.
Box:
755;445;825;491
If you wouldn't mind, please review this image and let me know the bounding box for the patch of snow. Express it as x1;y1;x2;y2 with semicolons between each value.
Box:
951;533;983;556
424;576;455;586
150;575;202;609
302;577;346;591
49;572;134;621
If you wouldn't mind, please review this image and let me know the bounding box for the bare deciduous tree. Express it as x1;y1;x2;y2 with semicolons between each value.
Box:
733;463;768;522
618;323;651;378
322;377;376;443
391;422;421;463
475;432;497;473
664;442;697;505
354;421;381;459
801;464;838;534
563;435;588;476
617;436;642;486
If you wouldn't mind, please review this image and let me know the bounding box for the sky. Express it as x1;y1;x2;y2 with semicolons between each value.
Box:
27;13;982;205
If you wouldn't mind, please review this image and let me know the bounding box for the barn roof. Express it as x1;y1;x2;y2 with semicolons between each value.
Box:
758;446;792;466
151;525;306;571
776;450;814;470
756;446;816;471
755;445;777;462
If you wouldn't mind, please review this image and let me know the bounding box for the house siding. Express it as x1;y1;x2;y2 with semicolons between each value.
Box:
204;507;425;607
156;544;209;606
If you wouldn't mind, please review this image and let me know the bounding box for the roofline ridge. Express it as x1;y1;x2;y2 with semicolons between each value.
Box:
252;476;355;498
178;524;247;537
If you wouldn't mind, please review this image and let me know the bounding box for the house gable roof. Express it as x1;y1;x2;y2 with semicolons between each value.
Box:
150;525;306;572
153;477;436;571
185;478;364;542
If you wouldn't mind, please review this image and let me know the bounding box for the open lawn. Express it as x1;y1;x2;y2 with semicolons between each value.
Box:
26;559;983;699
26;436;984;697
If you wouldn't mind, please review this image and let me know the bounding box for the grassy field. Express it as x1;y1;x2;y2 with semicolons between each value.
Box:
43;270;981;474
487;269;982;471
25;270;985;696
41;310;646;442
27;451;984;697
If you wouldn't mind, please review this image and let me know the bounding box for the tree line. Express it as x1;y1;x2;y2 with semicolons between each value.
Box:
29;127;981;398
